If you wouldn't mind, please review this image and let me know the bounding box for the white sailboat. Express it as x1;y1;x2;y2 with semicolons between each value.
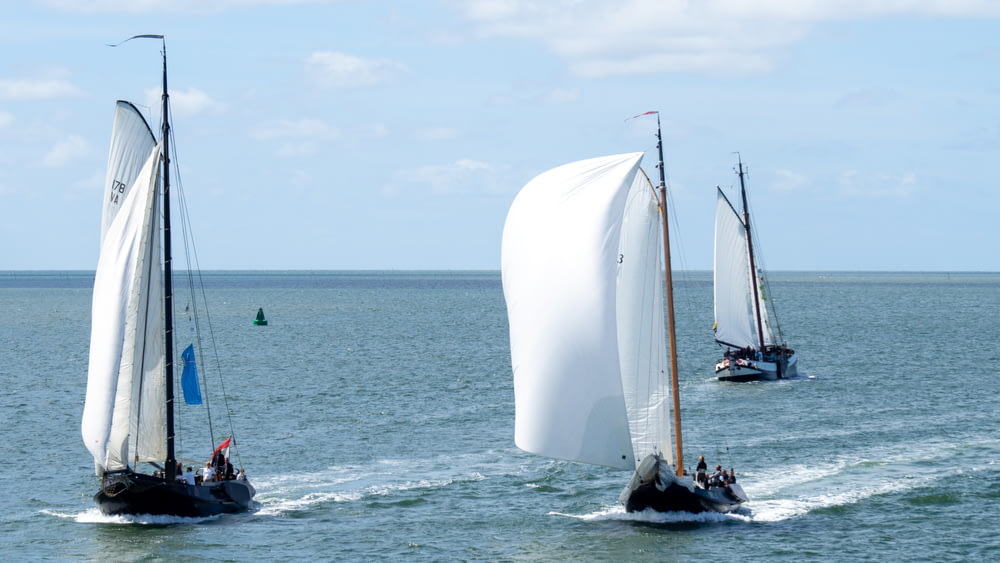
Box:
501;114;747;514
713;158;798;382
82;35;255;517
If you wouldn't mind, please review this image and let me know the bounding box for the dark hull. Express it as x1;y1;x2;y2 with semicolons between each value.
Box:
716;370;763;383
716;350;798;382
625;480;744;514
622;453;747;514
95;471;255;517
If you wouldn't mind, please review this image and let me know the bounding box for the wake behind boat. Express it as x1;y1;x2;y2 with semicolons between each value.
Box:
501;113;747;515
82;35;255;517
713;158;799;382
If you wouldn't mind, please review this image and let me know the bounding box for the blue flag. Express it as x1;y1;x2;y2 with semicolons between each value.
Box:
181;344;203;405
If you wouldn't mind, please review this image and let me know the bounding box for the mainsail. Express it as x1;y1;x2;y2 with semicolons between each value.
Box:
82;143;166;474
501;152;671;471
713;188;775;349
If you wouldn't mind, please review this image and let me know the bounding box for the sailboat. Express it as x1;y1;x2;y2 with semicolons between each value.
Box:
81;35;256;517
713;158;798;382
501;114;747;514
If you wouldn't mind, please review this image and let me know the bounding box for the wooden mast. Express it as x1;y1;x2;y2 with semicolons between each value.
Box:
652;113;684;476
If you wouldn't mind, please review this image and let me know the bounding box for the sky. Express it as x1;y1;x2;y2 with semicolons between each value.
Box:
2;0;999;271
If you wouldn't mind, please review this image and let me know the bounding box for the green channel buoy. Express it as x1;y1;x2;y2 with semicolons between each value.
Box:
253;307;268;326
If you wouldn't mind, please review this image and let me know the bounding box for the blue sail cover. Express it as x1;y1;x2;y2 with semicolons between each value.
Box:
181;344;203;405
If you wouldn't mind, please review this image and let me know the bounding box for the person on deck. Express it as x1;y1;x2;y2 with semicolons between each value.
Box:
695;455;708;486
183;466;196;485
202;462;216;483
709;464;723;487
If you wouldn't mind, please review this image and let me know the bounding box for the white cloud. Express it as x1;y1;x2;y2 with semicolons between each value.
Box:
0;112;13;128
0;78;82;101
544;88;580;104
145;87;225;117
416;127;460;141
838;169;918;198
275;142;321;158
251;118;338;141
306;51;409;89
836;87;904;108
41;0;342;14
456;0;1000;77
489;84;582;107
772;168;809;192
362;123;389;139
41;135;92;167
391;158;504;196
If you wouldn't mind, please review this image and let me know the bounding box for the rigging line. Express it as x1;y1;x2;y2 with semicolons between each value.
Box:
169;124;245;469
739;165;787;343
170;135;213;457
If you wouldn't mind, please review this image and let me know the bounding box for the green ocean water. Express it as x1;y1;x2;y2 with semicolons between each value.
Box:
2;270;998;561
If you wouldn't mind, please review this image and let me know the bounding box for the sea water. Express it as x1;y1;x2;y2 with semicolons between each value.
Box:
1;270;998;561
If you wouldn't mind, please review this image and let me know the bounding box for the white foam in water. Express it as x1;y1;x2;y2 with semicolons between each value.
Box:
252;453;494;517
734;443;958;522
553;505;744;524
547;440;971;525
45;507;220;525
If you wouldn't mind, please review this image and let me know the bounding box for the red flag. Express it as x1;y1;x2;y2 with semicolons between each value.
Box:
625;110;658;121
213;436;232;456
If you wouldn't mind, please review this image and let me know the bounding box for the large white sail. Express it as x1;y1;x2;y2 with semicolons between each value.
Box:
713;188;757;349
502;152;655;471
617;170;672;467
82;143;166;474
101;101;156;241
714;188;778;350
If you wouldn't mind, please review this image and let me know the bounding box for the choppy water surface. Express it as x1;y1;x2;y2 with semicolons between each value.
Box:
2;270;998;561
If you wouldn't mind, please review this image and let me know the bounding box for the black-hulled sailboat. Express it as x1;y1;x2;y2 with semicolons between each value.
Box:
501;113;747;514
82;35;255;517
713;158;798;382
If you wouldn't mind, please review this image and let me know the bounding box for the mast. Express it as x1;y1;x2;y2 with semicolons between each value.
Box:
736;157;766;354
652;113;684;476
158;37;177;482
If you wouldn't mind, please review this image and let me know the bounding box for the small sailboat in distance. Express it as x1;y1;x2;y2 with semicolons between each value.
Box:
501;113;747;514
713;157;799;382
254;308;268;326
82;35;255;517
